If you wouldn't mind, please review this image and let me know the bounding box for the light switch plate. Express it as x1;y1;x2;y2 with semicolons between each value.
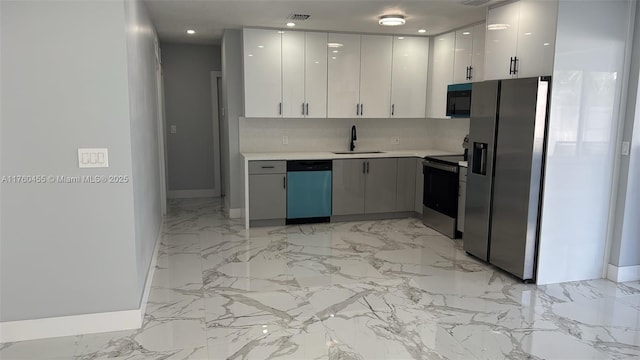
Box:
170;125;177;134
622;141;630;156
78;148;109;168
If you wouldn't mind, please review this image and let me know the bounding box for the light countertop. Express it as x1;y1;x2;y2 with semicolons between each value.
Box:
241;149;458;161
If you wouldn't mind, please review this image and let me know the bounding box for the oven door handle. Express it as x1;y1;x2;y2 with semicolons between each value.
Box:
422;160;458;173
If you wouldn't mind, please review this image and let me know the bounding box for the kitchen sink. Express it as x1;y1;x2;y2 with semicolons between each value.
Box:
332;151;385;155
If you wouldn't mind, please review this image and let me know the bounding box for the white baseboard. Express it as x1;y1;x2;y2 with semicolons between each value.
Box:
0;229;163;343
167;189;216;199
607;263;640;282
228;208;242;219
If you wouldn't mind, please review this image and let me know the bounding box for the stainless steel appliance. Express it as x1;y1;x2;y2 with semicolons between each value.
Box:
463;76;551;282
422;154;465;238
446;83;472;118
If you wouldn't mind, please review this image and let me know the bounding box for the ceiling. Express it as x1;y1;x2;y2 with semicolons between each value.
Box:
144;0;500;45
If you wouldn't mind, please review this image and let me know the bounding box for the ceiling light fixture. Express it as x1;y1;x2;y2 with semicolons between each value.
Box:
286;22;296;27
186;29;195;34
418;29;426;33
379;15;406;26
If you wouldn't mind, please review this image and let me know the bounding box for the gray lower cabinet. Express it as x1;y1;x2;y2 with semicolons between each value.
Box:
332;158;398;215
396;158;416;212
332;159;366;215
457;166;467;232
249;161;286;221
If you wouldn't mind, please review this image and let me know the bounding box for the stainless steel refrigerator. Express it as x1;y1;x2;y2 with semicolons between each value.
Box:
463;76;550;282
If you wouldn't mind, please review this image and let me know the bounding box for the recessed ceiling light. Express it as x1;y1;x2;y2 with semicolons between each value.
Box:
379;15;406;26
487;24;510;31
327;43;344;48
418;29;426;33
286;22;295;27
186;29;195;34
462;32;471;35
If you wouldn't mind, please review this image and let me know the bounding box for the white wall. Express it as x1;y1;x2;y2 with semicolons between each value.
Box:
537;0;633;284
124;0;163;296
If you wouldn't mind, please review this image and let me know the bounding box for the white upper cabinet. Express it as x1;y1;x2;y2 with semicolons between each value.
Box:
516;0;557;78
304;32;328;118
327;33;361;118
359;35;393;118
282;31;328;118
453;27;473;84
428;32;455;118
391;36;429;118
281;31;305;118
243;28;283;118
471;23;486;82
485;0;558;80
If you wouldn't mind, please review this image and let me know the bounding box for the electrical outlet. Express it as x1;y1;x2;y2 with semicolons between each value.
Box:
282;135;289;145
170;125;177;134
391;136;400;145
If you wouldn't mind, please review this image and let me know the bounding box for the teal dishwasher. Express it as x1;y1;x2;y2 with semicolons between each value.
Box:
286;160;332;224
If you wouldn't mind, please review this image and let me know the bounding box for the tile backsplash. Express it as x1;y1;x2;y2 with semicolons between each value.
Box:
239;117;469;154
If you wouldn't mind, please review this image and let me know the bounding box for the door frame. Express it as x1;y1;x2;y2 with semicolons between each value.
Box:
211;71;222;197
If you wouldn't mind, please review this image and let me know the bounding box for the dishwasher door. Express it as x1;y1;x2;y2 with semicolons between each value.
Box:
286;160;332;223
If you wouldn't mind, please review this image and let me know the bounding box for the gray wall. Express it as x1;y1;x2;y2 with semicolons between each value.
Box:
161;43;221;192
0;0;161;322
221;30;244;212
124;0;163;294
610;1;640;268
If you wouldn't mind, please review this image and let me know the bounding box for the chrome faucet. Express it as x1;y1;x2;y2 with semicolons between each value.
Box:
350;125;357;151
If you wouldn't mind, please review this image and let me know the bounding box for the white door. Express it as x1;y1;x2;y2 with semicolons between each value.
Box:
327;33;361;118
428;32;455;118
471;23;486;82
484;2;520;80
243;28;282;117
304;32;328;118
359;35;393;118
516;0;558;78
390;36;429;118
453;27;473;84
282;31;305;118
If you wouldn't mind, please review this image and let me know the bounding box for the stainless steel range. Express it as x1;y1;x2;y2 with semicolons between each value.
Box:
422;154;465;238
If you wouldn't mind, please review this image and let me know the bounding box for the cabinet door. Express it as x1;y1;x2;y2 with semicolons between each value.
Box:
484;2;520;80
396;158;416;212
249;174;286;220
365;158;397;213
516;0;557;78
282;31;305;118
305;32;328;118
391;36;429;118
243;29;282;117
453;28;473;84
471;23;486;82
327;33;361;118
332;159;365;215
428;32;455;118
359;35;393;118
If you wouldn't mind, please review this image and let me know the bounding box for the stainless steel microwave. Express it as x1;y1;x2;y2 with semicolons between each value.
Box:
446;83;472;118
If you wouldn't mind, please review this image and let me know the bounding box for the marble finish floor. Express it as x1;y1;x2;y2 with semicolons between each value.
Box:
2;197;640;359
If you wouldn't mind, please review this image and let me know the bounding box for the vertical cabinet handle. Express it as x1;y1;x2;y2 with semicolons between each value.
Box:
279;102;282;115
305;103;309;116
362;161;366;174
392;104;395;116
468;66;473;80
366;161;370;174
356;104;360;116
302;103;305;116
509;57;514;75
360;104;364;116
513;57;518;75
